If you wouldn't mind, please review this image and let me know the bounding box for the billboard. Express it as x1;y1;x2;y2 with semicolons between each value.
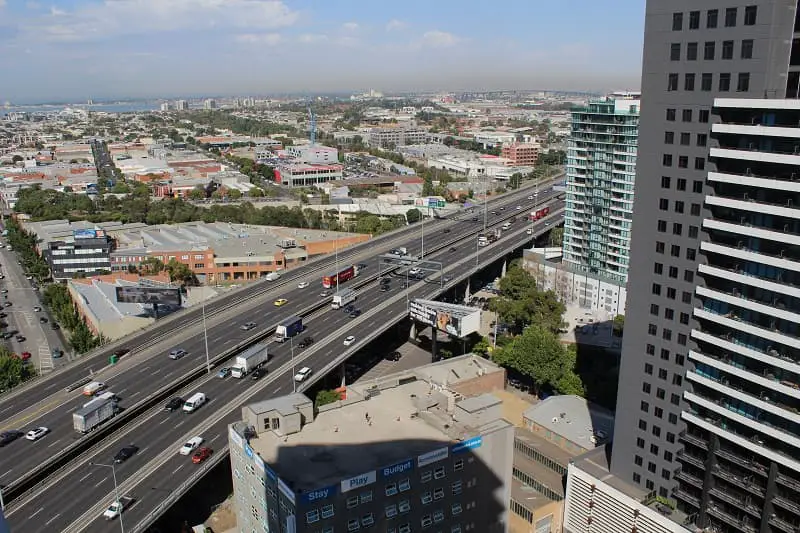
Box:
409;299;481;338
73;228;105;239
414;196;446;209
115;286;182;306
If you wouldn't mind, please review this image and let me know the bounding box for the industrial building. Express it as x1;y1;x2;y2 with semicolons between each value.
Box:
286;145;339;164
44;229;114;280
229;355;514;533
274;163;344;188
367;128;429;149
562;93;639;284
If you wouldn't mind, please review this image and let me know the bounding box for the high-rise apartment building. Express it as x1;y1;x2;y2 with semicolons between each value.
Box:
175;99;189;111
562;93;640;284
228;356;514;533
611;2;800;533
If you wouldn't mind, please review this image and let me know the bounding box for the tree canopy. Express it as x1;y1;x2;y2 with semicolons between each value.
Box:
489;264;566;335
42;283;103;353
0;347;34;392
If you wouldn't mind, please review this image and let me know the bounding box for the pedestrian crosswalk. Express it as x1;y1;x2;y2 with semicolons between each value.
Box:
38;344;54;373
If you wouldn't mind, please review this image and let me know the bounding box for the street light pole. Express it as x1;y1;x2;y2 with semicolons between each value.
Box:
290;336;296;393
90;461;125;533
335;237;339;296
202;297;210;374
421;208;425;258
0;485;5;512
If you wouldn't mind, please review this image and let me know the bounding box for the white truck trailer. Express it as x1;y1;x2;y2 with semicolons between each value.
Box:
331;288;357;310
231;343;269;378
73;392;118;433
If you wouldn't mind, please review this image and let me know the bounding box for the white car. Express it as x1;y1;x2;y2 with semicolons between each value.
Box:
240;322;256;331
343;335;356;346
298;281;310;289
527;195;534;200
294;367;312;382
179;436;204;455
516;205;522;210
33;306;42;312
408;268;421;276
25;426;49;441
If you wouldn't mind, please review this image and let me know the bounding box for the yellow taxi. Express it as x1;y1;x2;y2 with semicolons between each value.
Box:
273;298;288;307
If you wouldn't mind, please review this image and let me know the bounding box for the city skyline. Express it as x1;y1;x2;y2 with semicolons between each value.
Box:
0;0;645;102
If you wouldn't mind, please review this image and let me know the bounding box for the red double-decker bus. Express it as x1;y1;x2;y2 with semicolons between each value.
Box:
322;265;359;288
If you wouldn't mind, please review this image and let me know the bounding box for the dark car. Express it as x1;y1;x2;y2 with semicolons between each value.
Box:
164;397;184;412
113;348;130;358
0;321;7;329
114;444;139;463
449;247;457;252
51;323;60;330
15;335;25;342
380;277;391;285
443;228;450;233
344;304;355;313
251;367;267;381
380;285;390;292
0;312;7;318
357;263;367;269
39;317;48;324
472;217;478;221
1;332;12;340
298;336;314;349
0;430;24;447
348;309;361;318
385;351;402;362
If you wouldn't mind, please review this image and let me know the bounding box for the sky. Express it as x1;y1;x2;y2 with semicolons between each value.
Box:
0;0;645;103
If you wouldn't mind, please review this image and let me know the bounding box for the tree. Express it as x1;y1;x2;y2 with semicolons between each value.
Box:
405;208;421;224
140;257;165;275
228;189;243;200
0;348;34;391
613;314;625;336
489;264;565;335
165;258;197;285
315;389;341;408
188;187;206;200
548;226;564;247
11;155;23;164
509;173;523;190
491;325;584;397
249;187;265;197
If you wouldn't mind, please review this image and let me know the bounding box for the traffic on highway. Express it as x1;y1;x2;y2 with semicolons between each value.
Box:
2;182;564;532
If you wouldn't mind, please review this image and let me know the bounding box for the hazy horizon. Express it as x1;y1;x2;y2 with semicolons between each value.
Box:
0;0;645;103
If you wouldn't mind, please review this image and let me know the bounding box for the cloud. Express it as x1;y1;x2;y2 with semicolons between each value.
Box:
342;22;359;31
298;33;328;44
420;30;460;48
235;33;282;46
26;1;41;9
385;19;405;31
0;0;7;7
23;0;299;43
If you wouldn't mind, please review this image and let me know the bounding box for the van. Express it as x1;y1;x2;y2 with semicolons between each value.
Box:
265;271;281;281
182;392;207;413
83;381;106;396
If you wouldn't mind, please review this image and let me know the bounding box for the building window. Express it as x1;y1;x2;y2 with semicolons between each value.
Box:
306;510;320;524
421;470;432;483
643;382;651;394
656;241;665;254
687;42;698;60
360;491;373;504
686;248;696;260
421;515;433;528
682;109;693;122
347;496;359;509
647;343;656;355
362;513;374;527
666;108;676;121
386;504;398;518
659;368;668;380
662;329;672;341
664;308;675;320
680;312;690;325
695;157;705;170
671;393;681;406
659;198;669;211
678;334;688;346
689;226;699;238
664;131;674;144
684;270;694;283
682;291;692;304
667;287;676;300
737;72;750;92
454;459;464;471
434;510;445;523
680;133;690;145
635;455;643;466
744;5;757;25
658;220;667;232
399;478;411;492
652;426;662;438
707;9;718;28
684;73;695;91
641;400;650;412
399;499;411;513
690;203;701;215
433;487;444;500
696;133;707;146
722;40;734;59
399;526;411;533
433;467;446;480
741;39;753;59
689;10;700;29
651;443;660;455
452;480;463;495
386;483;398;496
704;41;715;60
348;519;360;531
669;266;678;278
645;362;654;375
700;73;712;91
652;284;661;296
676;354;685;366
678;156;688;168
668;73;679;91
633;472;641;484
677;178;687;191
720;72;732;91
657;388;666;400
673;12;683;30
637;437;645;448
675;201;684;213
663;154;673;167
639;419;647;431
322;505;335;519
451;503;463;516
670;43;681;60
421;491;433;505
693;180;703;193
699;109;709;122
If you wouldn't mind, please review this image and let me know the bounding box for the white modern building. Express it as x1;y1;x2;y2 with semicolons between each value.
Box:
562;94;639;284
286;145;339;164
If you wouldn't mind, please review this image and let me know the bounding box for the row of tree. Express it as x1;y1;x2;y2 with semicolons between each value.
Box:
41;283;103;354
482;263;585;397
6;218;51;282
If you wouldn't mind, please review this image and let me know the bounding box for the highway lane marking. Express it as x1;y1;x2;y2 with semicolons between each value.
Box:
44;513;61;526
93;476;108;489
158;417;171;425
29;507;44;519
78;472;93;482
1;468;12;478
209;434;220;443
139;366;151;373
47;440;62;448
117;388;127;395
172;464;185;475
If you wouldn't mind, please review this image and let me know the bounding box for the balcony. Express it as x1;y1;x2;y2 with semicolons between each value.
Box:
702;216;800;247
768;515;798;533
696;285;800;326
700;241;800;274
706;505;758;533
711;465;766;498
706;194;800;222
712;122;800;139
709;146;800;168
679;430;709;450
706;170;800;193
776;473;800;492
675;470;704;489
693;307;800;351
714;447;768;477
674;488;701;509
772;495;800;517
698;263;800;300
676;450;706;470
708;488;762;518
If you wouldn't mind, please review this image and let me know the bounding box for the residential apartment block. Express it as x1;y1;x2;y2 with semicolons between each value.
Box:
368;128;429;149
500;142;540;166
228;356;514;533
611;2;800;533
563;93;639;284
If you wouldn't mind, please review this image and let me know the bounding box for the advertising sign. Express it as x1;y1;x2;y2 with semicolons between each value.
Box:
435;310;462;337
73;228;98;239
301;484;337;504
278;477;296;504
409;299;481;338
381;459;414;478
417;447;449;467
245;444;254;458
451;436;482;454
341;470;377;493
115;286;182;306
414;196;446;209
409;300;437;328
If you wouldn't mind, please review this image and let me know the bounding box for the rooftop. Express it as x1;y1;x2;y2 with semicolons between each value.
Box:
523;395;614;450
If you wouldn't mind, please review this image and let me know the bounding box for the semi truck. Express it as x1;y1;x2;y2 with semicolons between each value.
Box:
274;316;303;343
331;288;357;310
73;392;118;433
322;265;359;289
478;229;501;247
530;207;551;221
231;343;269;378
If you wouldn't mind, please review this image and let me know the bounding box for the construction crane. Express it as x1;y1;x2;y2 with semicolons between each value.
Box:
307;104;316;146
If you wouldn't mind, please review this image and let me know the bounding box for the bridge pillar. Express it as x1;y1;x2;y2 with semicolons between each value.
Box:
409;320;418;342
430;326;438;361
340;363;347;388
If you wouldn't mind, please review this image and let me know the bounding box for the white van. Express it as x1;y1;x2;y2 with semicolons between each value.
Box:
83;381;106;396
182;392;207;413
265;271;281;281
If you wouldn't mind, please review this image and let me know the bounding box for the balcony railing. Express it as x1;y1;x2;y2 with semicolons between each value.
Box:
768;515;798;533
712;465;766;497
776;473;800;492
699;262;800;294
708;488;762;518
705;506;758;533
679;430;709;450
676;450;706;470
674;488;701;509
675;470;704;489
772;495;800;516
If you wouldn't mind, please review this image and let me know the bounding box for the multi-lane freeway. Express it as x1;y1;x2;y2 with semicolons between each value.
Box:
1;183;562;531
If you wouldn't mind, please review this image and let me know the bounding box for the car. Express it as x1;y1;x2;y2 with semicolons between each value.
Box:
33;306;41;312
112;348;129;357
273;298;288;307
20;351;31;361
0;289;7;294
545;221;551;226
491;211;498;215
179;436;204;456
192;447;213;464
164;397;184;412
449;247;457;252
298;336;314;349
380;285;390;292
319;290;331;298
385;351;402;362
344;304;355;313
240;322;257;331
15;335;25;342
3;302;11;307
500;206;505;210
293;367;312;382
168;349;187;360
51;348;64;359
114;444;139;463
51;323;60;330
409;268;421;276
516;205;522;210
348;309;361;318
25;427;49;441
0;321;7;329
297;281;309;289
343;335;356;346
39;316;48;323
443;228;451;233
251;367;267;381
380;277;391;285
0;430;23;447
0;312;6;318
217;367;231;379
527;195;534;200
357;263;367;269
